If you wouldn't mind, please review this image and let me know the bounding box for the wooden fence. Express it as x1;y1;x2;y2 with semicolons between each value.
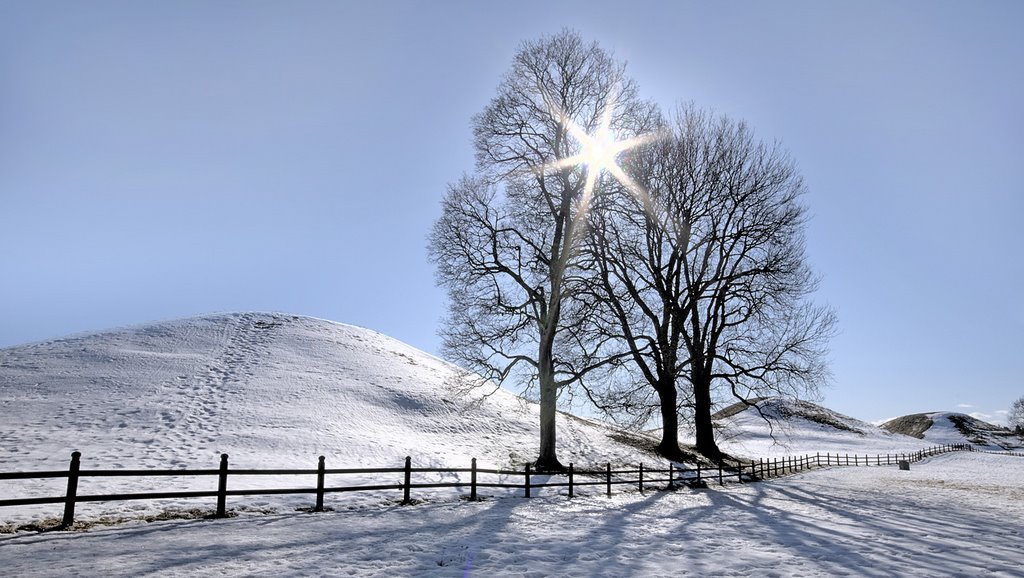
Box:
0;443;973;529
972;448;1024;457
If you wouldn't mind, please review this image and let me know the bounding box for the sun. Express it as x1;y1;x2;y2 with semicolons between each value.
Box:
540;93;660;211
579;125;622;175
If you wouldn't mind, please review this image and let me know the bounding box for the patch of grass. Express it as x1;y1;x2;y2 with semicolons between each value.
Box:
778;403;864;434
712;398;770;420
606;431;661;456
880;413;933;439
3;507;235;534
294;506;336;513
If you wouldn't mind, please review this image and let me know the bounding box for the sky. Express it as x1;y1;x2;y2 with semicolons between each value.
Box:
1;0;1021;425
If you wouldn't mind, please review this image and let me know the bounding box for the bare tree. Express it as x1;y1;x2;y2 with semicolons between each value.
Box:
583;104;836;459
1010;397;1024;434
578;114;692;459
428;30;653;471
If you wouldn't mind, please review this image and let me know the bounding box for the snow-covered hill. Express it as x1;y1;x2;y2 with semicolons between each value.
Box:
0;312;657;524
880;412;1023;451
0;312;660;471
709;397;933;458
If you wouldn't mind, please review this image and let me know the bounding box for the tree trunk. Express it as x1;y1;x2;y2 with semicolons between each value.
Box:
655;379;685;460
692;373;722;460
535;326;565;473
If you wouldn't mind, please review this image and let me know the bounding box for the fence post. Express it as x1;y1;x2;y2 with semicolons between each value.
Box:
403;456;412;504
639;463;644;494
606;463;612;498
471;458;477;501
315;455;326;512
60;451;82;529
524;463;531;498
216;453;229;518
669;463;674;487
568;463;574;498
696;462;701;484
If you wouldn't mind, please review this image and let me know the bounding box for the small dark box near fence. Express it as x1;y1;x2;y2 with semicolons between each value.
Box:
898;460;910;470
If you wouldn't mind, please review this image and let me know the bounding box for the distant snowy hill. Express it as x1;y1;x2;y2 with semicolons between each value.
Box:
880;412;1022;451
709;397;932;458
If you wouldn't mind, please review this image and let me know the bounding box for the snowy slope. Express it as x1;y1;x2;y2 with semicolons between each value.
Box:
0;312;657;524
880;411;1023;451
0;312;660;469
709;397;933;458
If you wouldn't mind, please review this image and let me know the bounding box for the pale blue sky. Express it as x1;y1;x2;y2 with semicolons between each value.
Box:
2;0;1021;425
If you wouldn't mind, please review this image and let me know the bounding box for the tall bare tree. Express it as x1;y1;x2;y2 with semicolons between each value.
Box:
583;104;836;459
428;30;654;470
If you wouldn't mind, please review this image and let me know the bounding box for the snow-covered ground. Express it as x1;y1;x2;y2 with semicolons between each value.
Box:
3;312;1022;575
2;451;1022;577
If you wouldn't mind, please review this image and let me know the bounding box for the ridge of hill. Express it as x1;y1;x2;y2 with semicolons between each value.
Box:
880;412;1022;451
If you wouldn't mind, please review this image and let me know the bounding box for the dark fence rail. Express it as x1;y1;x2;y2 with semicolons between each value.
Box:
0;443;978;528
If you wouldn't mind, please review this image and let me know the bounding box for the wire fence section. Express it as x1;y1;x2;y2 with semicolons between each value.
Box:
0;443;975;528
